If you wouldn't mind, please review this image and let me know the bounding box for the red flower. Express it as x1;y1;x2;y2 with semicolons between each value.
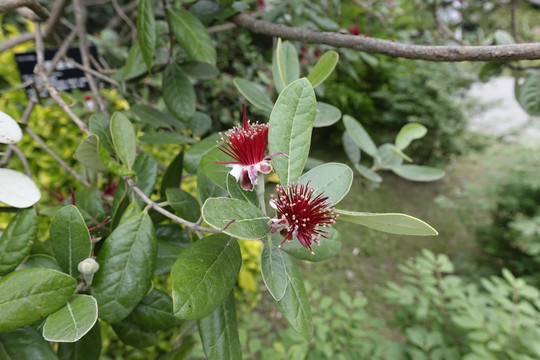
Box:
348;25;360;36
269;182;338;255
217;105;285;191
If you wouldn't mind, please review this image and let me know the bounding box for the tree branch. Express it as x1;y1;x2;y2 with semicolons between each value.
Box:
123;178;221;234
231;12;540;62
0;0;49;22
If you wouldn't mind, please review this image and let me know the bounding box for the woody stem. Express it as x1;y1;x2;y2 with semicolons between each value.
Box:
256;173;266;215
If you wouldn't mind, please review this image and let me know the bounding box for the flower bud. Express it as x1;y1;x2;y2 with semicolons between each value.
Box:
78;258;99;285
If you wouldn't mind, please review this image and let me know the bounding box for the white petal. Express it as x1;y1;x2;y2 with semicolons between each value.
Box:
269;199;278;210
227;164;244;182
0;111;23;144
0;169;41;208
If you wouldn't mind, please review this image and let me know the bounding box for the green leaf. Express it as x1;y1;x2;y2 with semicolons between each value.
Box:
49;205;92;277
389;145;412;163
167;8;217;66
139;132;195;145
517;72;540;116
0;326;57;359
269;237;313;340
268;78;317;185
172;234;241;319
307;51;339;88
137;0;156;72
42;295;98;342
354;163;382;183
189;111;212;137
313;102;341;128
97;138;136;176
280;227;342;262
199;147;232;191
112;320;156;349
166;188;201;223
342;115;378;159
390;165;445;182
130;104;181;128
154;225;190;276
133;153;158;198
342;131;360;164
114;42;146;81
335;209;439;236
272;39;286;94
197;170;229;204
91;211;157;323
161;150;183;195
181;61;220;80
73;188;107;226
261;240;289;301
75;135;109;172
89;114;114;154
274;39;300;89
478;62;503;83
202;198;270;239
395;123;427;151
233;78;274;113
58;322;101;360
0;208;37;276
184;133;221;173
110;112;136;170
163;62;197;121
226;173;258;207
123;289;182;330
298;163;353;205
198;290;242;360
0;268;76;333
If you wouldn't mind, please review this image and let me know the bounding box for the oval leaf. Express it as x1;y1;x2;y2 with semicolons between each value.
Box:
335;209;438;236
167;8;216;66
280;227;342;262
0;168;41;208
314;102;341;128
172;234;241;319
197;290;242;360
355;163;382;183
226;173;258;207
58;322;101;360
233;78;274;113
0;326;57;359
139;132;195;145
110;112;136;170
49;205;92;277
137;0;156;72
342;115;378;159
261;240;289;301
517;72;540;116
163;62;196;121
184;133;221;174
269;237;313;340
123;289;182;330
0;110;22;144
75;135;110;172
395;123;427;151
89;114;115;154
166;188;201;223
298;162;353;205
43;295;98;342
161;150;183;195
268;78;317;185
307;51;339;88
390;164;445;182
0;268;76;333
0;208;37;276
202;198;270;239
343;131;360;164
91;211;157;323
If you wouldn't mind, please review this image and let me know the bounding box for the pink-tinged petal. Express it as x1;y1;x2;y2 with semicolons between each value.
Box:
269;199;278;210
256;161;272;174
247;165;258;186
228;164;244;182
240;169;254;191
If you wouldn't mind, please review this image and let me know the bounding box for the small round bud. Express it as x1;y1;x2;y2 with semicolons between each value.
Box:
78;258;99;276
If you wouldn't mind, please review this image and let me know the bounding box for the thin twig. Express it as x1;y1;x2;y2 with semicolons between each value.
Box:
33;22;91;135
0;147;14;168
432;0;465;45
353;0;387;26
0;78;35;96
112;0;137;43
63;57;119;85
9;144;32;177
46;30;78;77
26;126;92;187
0;0;49;21
73;0;109;117
232;12;540;62
124;177;221;233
